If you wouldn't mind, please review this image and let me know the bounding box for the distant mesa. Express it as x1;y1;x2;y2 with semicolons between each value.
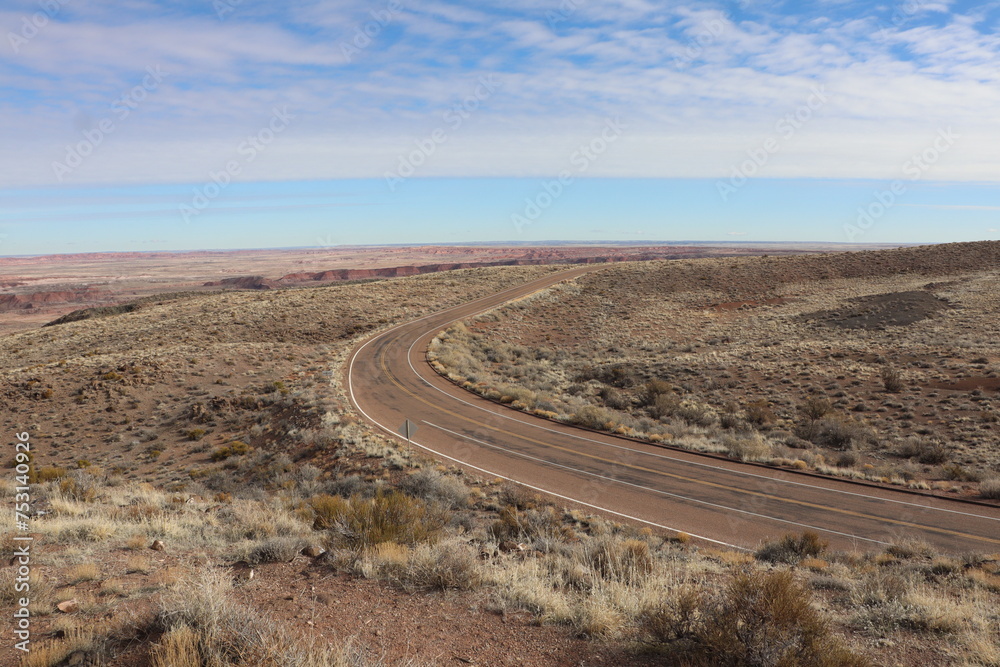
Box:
202;276;281;290
204;253;696;290
0;288;105;313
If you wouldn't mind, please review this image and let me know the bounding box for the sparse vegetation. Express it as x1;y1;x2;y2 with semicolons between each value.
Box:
2;250;999;666
430;247;1000;492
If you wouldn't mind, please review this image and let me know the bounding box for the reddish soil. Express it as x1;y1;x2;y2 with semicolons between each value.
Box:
929;376;1000;392
0;549;646;667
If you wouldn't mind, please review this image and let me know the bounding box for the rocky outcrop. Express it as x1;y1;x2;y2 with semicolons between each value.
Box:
273;254;684;285
202;276;280;290
0;289;105;312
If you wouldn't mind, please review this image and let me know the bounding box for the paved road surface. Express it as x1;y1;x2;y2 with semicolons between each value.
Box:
348;267;1000;552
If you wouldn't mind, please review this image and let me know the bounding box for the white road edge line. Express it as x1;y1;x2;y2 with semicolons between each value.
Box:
347;327;747;551
404;312;1000;524
345;270;994;554
423;420;888;547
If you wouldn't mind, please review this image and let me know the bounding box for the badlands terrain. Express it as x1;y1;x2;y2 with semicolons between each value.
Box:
0;242;997;666
0;242;895;334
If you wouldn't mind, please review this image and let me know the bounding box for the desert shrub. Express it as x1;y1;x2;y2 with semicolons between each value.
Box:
58;472;99;503
576;363;641;388
211;441;251;462
152;568;363;666
20;627;97;666
311;491;445;550
186;428;207;441
755;531;828;564
34;466;69;483
599;386;631;410
744;400;776;426
799;397;833;422
642;585;705;645
643;569;867;666
498;483;540;510
245;536;306;564
648;392;680;420
883;540;933;560
980;478;1000;500
488;505;567;543
322;474;369;498
719;413;750;431
582;536;653;584
392;540;482;592
836;451;858;467
881;366;904;393
400;468;469;509
723;434;772;462
570;405;619;430
943;464;979;482
675;401;717;427
310;494;350;530
641;379;673;406
796;418;874;451
896;437;948;464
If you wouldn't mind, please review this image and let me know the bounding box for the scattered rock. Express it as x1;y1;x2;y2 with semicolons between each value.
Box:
150;540;165;551
231;560;255;582
57;600;80;614
302;545;326;558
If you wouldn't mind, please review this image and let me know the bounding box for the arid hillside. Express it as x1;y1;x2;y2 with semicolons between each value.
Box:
432;241;1000;492
0;255;997;667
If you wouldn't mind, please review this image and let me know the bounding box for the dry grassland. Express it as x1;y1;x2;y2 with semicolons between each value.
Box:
0;255;998;665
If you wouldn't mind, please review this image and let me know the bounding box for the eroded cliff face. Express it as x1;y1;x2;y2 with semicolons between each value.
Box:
270;255;671;286
0;289;105;312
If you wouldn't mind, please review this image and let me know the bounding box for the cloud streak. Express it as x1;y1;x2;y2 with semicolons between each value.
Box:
2;1;999;187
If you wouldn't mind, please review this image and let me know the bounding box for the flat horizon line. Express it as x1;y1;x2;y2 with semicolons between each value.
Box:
0;240;928;260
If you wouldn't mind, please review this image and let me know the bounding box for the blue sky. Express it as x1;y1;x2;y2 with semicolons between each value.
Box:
1;0;999;254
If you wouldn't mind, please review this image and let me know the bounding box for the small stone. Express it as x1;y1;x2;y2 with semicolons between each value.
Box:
57;600;80;613
150;540;165;551
498;541;524;553
302;545;325;558
231;560;254;582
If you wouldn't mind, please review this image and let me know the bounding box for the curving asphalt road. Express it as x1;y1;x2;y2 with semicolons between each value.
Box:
347;267;1000;553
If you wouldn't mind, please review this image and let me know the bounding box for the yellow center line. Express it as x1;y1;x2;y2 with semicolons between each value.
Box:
373;341;1000;547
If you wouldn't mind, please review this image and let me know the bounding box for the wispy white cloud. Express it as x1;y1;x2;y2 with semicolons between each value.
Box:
1;1;999;186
